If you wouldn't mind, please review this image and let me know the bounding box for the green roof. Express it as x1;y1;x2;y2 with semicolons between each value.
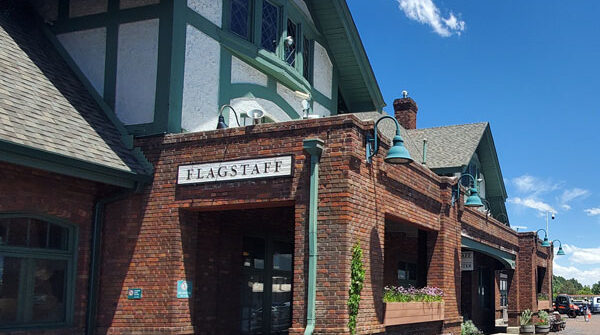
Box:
308;0;385;112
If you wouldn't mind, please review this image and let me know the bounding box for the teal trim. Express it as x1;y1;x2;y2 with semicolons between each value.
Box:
218;47;233;120
160;0;184;134
103;0;119;110
0;139;149;189
86;190;133;335
461;237;516;270
302;138;324;335
229;83;301;119
0;213;79;330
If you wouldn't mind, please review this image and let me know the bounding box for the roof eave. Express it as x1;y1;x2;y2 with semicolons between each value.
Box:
0;139;152;189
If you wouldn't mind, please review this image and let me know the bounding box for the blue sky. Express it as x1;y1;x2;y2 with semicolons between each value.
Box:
346;0;600;285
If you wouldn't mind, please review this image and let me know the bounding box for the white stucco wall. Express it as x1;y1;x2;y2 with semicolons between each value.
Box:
115;19;159;125
69;0;107;17
229;97;292;126
57;28;106;97
181;25;221;132
313;42;333;99
120;0;159;9
276;83;306;116
312;101;331;118
231;56;268;87
188;0;223;28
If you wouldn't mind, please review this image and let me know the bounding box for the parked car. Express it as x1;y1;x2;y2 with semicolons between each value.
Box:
555;294;579;318
590;297;600;314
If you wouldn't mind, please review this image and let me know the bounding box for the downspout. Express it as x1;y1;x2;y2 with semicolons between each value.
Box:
303;138;324;335
86;185;140;335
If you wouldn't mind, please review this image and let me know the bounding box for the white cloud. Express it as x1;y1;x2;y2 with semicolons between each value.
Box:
511;225;528;231
585;208;600;216
559;188;590;210
512;175;561;195
562;245;600;265
553;262;600;286
508;197;555;214
397;0;465;37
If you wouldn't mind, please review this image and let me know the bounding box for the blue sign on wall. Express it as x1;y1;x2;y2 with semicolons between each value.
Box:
177;280;192;298
127;288;142;300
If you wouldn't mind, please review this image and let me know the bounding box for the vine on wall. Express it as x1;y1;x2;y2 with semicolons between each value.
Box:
348;242;365;334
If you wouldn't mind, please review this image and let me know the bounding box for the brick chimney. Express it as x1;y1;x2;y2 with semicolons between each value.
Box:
393;97;418;129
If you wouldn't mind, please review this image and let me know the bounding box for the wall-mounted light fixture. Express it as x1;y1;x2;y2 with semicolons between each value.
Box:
216;104;241;129
248;109;264;125
365;115;413;165
535;229;551;247
552;239;566;256
451;173;483;207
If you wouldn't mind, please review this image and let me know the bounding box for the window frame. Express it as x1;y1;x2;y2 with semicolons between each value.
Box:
0;213;78;330
224;0;314;84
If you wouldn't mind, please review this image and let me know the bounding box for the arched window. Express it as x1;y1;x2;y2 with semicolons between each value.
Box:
0;214;77;328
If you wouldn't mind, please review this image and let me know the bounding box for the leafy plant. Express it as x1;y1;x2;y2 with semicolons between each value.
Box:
347;243;365;335
383;285;444;303
536;310;549;325
520;309;533;326
461;320;482;335
537;293;549;300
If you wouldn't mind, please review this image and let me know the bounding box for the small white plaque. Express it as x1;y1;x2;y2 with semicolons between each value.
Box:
177;156;293;185
461;251;474;271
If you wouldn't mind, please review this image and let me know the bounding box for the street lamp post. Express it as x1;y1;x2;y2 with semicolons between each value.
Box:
545;211;555;240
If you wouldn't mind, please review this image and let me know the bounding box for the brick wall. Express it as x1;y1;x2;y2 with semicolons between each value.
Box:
0;162;104;335
93;115;536;335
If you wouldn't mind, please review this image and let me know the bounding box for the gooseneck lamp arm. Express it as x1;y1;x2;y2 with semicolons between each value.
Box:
216;104;241;129
552;239;566;256
365;115;413;165
451;173;484;207
535;229;551;247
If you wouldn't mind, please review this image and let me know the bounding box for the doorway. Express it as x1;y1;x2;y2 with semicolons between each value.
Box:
241;236;293;334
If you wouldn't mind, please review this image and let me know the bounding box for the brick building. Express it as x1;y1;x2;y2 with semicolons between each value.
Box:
0;1;555;335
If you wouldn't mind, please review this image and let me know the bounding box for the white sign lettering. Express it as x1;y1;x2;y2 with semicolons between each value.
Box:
461;251;474;271
177;156;293;185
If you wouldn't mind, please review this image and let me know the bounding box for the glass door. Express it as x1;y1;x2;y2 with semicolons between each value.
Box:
241;237;292;334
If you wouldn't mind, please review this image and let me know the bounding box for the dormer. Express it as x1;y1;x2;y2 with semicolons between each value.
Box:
27;0;385;135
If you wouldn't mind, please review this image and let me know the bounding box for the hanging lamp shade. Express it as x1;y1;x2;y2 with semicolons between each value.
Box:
464;187;484;207
384;135;413;164
541;236;551;247
557;246;565;255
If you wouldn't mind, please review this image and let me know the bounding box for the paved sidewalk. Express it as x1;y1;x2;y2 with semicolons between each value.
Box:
559;314;599;335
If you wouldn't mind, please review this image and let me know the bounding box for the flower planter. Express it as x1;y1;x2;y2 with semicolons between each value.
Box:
383;301;444;326
535;324;550;334
538;300;550;310
520;325;535;334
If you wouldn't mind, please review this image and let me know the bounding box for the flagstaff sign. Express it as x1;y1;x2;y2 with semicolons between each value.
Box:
177;156;293;185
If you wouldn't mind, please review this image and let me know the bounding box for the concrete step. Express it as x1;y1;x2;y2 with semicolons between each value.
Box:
506;326;520;334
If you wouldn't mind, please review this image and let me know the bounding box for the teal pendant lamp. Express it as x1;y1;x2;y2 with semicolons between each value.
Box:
465;187;484;207
366;115;413;165
451;173;484;208
535;229;551;247
552;240;566;255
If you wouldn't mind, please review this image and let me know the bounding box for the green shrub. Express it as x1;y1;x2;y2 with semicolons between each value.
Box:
520;309;533;326
347;243;365;335
537;310;549;325
461;320;481;335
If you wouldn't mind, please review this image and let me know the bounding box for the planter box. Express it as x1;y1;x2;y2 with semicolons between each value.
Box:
538;300;550;310
383;301;444;326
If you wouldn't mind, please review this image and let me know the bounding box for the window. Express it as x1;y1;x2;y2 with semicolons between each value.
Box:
285;19;297;67
231;0;251;39
0;215;76;328
260;1;279;52
302;36;311;81
227;0;312;80
397;261;417;286
499;275;508;307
